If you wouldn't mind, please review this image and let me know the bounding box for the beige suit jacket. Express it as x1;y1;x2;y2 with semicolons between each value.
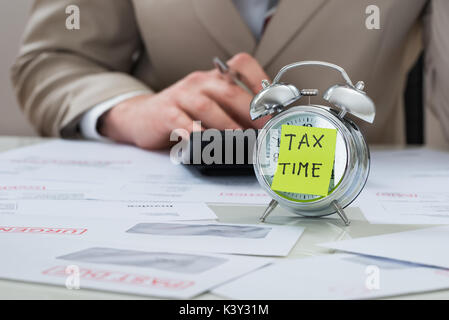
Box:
10;0;449;145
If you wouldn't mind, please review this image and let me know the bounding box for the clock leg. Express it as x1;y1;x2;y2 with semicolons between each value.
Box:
259;199;278;222
332;200;351;226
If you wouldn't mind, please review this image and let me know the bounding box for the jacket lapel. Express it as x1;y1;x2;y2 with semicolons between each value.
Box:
255;0;328;68
193;0;256;57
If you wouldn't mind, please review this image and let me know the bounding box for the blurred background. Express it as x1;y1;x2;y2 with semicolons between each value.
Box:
0;0;35;136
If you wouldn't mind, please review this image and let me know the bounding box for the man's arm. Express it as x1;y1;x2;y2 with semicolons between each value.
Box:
11;0;152;137
79;91;147;141
423;0;449;142
12;1;270;149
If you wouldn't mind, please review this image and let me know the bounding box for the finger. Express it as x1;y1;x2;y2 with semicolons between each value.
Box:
200;77;256;129
177;93;243;130
205;70;268;129
227;52;270;94
179;71;255;129
163;106;198;142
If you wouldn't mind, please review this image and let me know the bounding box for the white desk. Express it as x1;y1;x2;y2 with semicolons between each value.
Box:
0;136;447;300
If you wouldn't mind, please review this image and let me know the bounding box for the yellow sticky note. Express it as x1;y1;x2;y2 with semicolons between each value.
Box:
270;125;337;197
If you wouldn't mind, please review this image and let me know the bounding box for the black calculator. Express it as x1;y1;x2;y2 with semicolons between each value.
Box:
184;130;258;175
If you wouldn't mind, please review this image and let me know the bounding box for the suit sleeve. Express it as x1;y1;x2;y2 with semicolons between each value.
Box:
423;0;449;142
11;0;153;137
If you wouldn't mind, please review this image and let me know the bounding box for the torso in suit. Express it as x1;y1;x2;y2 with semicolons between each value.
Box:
11;0;449;145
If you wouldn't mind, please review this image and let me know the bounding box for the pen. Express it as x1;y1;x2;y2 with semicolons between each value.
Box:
213;57;253;95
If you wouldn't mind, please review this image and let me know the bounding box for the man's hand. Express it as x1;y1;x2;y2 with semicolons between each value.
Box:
99;53;269;149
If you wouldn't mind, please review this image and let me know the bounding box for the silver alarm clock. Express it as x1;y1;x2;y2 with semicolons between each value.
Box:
251;61;375;225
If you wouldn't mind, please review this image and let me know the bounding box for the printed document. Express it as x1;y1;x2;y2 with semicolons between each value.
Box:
0;215;303;256
321;226;449;269
213;253;449;299
0;235;271;299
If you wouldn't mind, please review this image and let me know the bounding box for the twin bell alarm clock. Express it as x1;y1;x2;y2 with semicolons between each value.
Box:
250;61;375;225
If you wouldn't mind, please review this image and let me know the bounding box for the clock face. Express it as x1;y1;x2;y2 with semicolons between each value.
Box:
257;109;348;202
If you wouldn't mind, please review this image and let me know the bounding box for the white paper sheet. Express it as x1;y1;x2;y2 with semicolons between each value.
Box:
213;253;449;299
123;221;304;256
0;140;269;204
357;189;449;224
0;235;271;299
0;215;303;256
0;199;216;221
367;148;449;190
320;226;449;269
349;148;449;224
